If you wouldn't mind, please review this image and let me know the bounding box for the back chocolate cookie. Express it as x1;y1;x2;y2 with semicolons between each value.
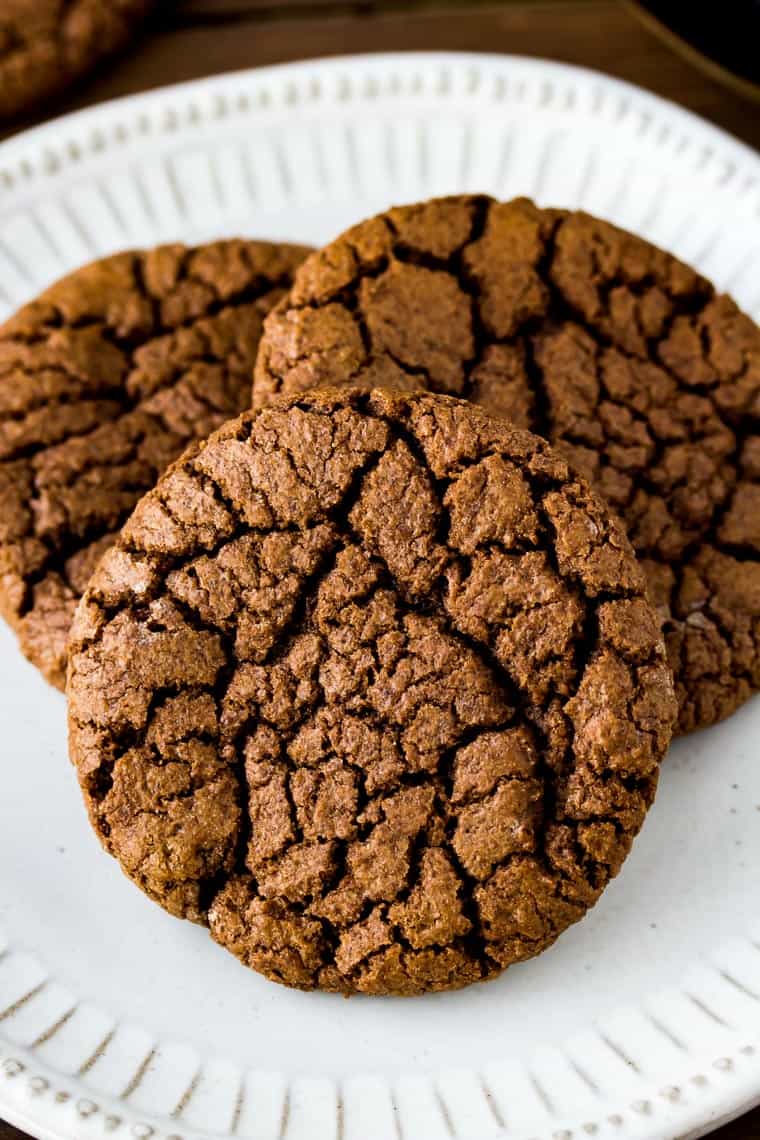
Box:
254;196;760;735
0;238;310;688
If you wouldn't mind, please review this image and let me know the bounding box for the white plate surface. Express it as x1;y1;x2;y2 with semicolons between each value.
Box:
0;51;759;1140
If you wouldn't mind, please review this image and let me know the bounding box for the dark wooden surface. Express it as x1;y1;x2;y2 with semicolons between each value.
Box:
0;1;758;1138
3;0;760;150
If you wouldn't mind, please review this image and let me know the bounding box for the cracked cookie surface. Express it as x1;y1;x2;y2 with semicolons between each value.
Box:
0;238;310;688
254;195;760;734
67;387;675;995
0;1;154;120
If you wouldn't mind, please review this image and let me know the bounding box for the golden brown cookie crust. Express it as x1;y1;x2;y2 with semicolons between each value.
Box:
0;239;310;688
67;388;675;996
254;196;760;735
0;0;155;120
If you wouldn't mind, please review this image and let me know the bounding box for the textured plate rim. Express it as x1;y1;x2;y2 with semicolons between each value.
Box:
1;51;760;196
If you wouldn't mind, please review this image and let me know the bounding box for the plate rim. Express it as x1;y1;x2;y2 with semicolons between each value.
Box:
0;50;759;189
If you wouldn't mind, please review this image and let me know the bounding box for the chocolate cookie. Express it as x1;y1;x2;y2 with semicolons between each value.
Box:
0;1;154;120
67;388;675;996
0;238;310;688
254;196;760;735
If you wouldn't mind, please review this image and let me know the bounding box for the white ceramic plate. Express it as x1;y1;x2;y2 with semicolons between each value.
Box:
0;51;759;1140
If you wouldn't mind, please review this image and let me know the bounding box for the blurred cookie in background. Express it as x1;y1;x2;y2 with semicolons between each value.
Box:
0;0;156;121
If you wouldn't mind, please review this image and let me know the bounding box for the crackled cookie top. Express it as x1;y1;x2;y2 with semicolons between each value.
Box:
67;388;675;996
254;195;760;734
0;0;154;120
0;239;310;688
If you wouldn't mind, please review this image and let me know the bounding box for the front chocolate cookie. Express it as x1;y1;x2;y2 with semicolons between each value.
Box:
68;389;675;996
0;238;310;688
254;196;760;734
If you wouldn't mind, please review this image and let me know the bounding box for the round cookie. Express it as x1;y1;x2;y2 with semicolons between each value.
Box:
67;387;675;996
0;1;155;120
255;196;760;735
0;238;310;688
